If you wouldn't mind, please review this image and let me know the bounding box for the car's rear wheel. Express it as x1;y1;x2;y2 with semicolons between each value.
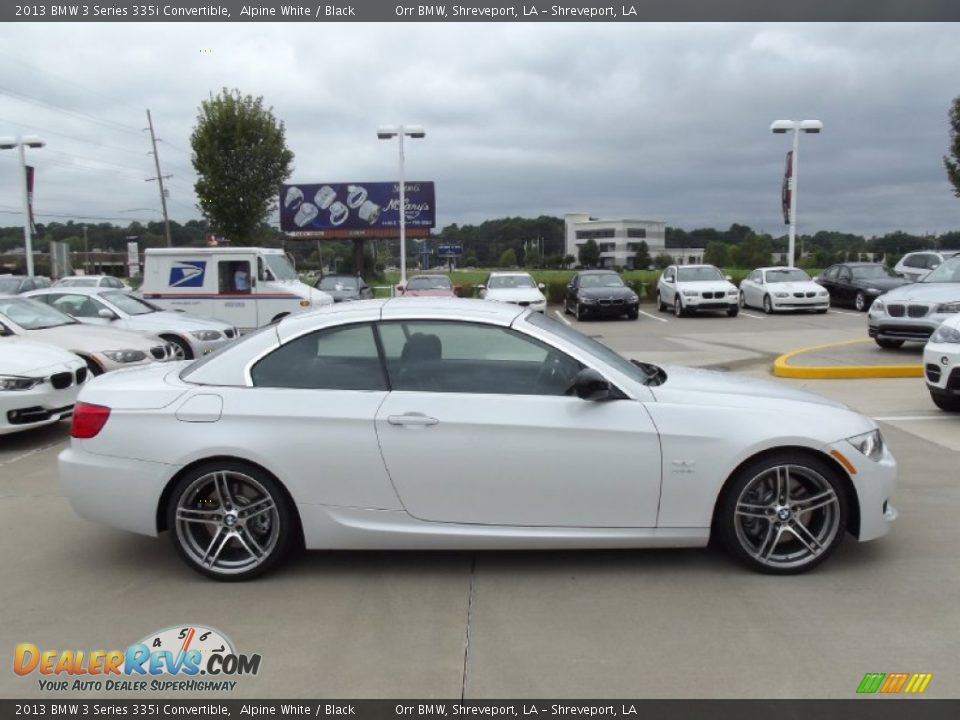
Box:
738;292;746;309
167;461;295;581
930;392;960;412
657;292;667;312
875;338;904;349
717;452;848;574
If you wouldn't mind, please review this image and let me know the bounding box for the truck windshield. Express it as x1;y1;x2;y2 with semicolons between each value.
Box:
263;254;298;281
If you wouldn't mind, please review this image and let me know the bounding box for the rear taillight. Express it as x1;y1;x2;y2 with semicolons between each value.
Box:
71;402;111;439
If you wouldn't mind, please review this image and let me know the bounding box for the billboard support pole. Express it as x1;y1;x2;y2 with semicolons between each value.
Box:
398;132;407;285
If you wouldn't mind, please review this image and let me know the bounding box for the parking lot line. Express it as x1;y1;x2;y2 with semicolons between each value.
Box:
553;310;572;326
638;310;668;323
830;309;862;316
739;311;766;319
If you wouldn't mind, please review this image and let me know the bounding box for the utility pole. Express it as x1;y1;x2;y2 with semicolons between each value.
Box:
144;109;173;247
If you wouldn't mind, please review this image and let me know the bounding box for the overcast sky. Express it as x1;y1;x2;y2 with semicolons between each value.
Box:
0;22;958;238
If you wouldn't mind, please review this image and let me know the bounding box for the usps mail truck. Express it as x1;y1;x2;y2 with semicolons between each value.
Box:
141;247;333;331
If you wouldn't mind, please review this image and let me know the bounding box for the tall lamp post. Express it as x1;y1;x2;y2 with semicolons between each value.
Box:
770;119;822;268
0;135;46;277
377;124;425;285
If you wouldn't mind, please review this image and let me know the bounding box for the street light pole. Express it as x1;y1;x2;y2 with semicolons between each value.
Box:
0;135;45;276
770;119;822;268
377;125;425;286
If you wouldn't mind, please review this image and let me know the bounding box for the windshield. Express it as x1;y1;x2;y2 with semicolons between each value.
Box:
921;256;960;283
263;254;298;281
0;297;77;329
102;291;156;315
318;276;359;290
678;266;724;282
579;273;624;288
764;268;811;283
525;311;655;386
489;275;536;289
0;278;23;293
851;265;897;280
407;276;452;290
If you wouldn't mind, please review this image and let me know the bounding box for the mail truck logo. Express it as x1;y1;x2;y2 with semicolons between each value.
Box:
857;672;932;694
169;261;206;287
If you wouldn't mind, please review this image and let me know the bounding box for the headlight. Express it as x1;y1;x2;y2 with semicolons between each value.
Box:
189;330;222;341
774;292;789;298
931;324;960;343
681;289;698;297
935;302;960;314
872;299;884;311
580;296;597;304
626;294;639;303
726;290;737;296
102;350;147;363
847;429;885;462
0;375;43;391
866;287;881;294
818;290;828;297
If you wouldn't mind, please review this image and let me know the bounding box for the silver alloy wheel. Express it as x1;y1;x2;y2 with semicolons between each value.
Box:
174;470;281;577
674;296;683;317
732;464;841;571
763;295;773;314
855;292;867;311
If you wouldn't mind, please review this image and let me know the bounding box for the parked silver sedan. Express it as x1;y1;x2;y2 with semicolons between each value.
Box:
868;256;960;348
25;287;238;360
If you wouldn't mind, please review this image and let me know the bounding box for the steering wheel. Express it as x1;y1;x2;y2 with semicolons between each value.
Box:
534;351;580;396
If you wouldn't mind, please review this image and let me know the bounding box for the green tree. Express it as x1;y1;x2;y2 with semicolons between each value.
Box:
632;240;651;269
730;235;772;269
524;246;541;268
578;239;600;267
946;96;960;198
653;253;674;270
703;240;731;267
191;88;294;245
498;248;518;267
563;254;576;268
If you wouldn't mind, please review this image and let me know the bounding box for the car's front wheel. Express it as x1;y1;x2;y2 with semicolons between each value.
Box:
576;302;587;321
762;295;773;314
657;291;667;312
930;392;960;412
717;452;848;574
854;292;869;312
727;305;739;317
167;461;296;581
673;296;685;317
875;338;904;349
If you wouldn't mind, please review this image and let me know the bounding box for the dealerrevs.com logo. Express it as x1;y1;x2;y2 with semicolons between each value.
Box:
857;672;933;695
14;625;260;693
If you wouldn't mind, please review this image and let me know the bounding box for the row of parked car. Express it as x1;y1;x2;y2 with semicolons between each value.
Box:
1;275;240;436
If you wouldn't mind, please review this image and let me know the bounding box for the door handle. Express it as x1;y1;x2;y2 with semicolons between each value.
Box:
387;413;439;427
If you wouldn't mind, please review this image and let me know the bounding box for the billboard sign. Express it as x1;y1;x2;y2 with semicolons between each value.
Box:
782;151;793;225
280;181;435;235
436;244;463;257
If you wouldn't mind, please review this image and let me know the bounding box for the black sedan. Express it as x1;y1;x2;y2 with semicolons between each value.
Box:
564;270;640;321
815;263;910;311
314;274;372;302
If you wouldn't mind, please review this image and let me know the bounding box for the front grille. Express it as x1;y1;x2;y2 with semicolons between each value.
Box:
150;346;171;360
926;363;942;383
225;329;236;338
517;301;531;307
907;304;929;318
50;372;72;390
6;404;74;425
701;291;720;299
887;304;905;317
598;298;624;306
75;367;88;385
879;324;934;339
793;292;804;298
806;292;817;298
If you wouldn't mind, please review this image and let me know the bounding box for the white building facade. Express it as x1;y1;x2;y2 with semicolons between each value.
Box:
564;213;703;269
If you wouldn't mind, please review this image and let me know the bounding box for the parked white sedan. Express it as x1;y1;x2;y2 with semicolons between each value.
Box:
923;313;960;411
479;272;547;313
60;299;897;580
25;287;238;360
0;339;88;435
739;267;830;314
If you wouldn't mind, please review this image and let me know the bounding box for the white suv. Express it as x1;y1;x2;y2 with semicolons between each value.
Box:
923;313;960;411
656;264;739;317
894;251;960;283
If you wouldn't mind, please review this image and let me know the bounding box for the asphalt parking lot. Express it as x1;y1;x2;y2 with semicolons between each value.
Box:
3;304;959;699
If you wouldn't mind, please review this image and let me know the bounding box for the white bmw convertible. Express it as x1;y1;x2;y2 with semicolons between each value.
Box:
59;299;897;580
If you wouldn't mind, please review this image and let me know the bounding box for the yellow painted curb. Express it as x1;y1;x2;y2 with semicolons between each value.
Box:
773;339;924;379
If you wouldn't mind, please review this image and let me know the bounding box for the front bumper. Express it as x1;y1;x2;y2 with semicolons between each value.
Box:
868;307;955;343
826;438;897;542
59;446;178;536
769;296;830;311
581;300;639;316
0;365;86;435
923;341;960;395
682;295;738;310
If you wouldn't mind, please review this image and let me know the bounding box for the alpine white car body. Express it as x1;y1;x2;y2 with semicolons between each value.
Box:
25;287;238;360
923;313;960;411
480;272;547;313
739;267;830;313
0;339;88;434
656;265;739;317
59;299;897;580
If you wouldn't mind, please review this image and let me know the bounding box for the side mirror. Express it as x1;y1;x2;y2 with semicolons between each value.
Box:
97;308;117;320
538;283;546;290
477;284;486;291
664;277;674;284
573;368;613;401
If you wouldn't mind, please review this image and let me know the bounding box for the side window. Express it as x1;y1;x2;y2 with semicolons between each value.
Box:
377;321;582;396
107;277;123;288
822;266;838;281
51;293;100;318
664;268;675;281
904;254;925;269
251;323;386;391
838;267;852;282
750;271;761;283
220;261;251;294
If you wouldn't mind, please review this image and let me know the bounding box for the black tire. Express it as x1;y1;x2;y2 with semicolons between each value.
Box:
815;308;829;314
576;303;587;321
717;452;848;575
854;292;869;312
564;300;572;316
930;392;960;412
166;460;296;581
762;295;773;314
875;338;904;350
162;335;193;361
738;292;746;309
627;310;639;320
727;305;739;317
673;296;685;318
656;292;666;312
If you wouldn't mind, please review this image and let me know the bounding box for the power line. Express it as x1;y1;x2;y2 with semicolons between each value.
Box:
0;84;144;137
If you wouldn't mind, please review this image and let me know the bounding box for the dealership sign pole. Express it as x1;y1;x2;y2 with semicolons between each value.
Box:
770;119;822;268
